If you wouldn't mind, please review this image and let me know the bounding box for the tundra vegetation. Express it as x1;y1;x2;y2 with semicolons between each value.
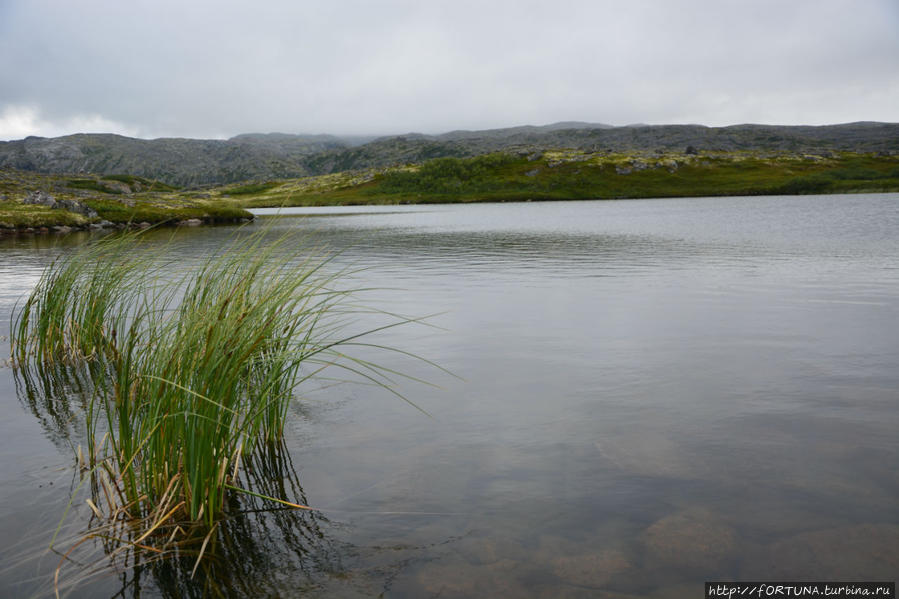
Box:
213;150;899;207
0;169;251;230
2;150;897;231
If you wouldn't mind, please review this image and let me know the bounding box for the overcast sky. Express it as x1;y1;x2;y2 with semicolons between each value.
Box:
1;0;897;140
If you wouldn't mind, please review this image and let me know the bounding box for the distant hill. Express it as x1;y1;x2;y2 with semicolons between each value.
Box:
301;122;899;176
1;122;896;186
0;133;346;186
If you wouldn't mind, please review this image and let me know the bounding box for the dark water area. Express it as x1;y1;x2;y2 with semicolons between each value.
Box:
1;194;898;597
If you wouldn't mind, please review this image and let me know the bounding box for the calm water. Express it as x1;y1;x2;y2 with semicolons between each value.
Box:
1;194;898;597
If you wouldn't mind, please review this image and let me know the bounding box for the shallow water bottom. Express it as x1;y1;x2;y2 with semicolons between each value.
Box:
1;195;898;597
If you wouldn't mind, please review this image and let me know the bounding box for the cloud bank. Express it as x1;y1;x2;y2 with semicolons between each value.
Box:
1;0;897;140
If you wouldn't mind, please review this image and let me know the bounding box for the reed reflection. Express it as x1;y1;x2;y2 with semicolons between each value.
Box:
13;361;345;599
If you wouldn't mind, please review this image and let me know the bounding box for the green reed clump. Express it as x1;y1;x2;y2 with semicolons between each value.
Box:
12;231;161;365
13;227;407;535
107;236;354;526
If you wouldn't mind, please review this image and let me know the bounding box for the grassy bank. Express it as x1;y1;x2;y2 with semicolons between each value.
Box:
4;151;898;227
0;169;252;231
216;150;899;207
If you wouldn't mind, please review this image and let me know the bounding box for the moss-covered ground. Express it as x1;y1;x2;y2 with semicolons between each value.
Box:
0;170;252;231
214;150;899;207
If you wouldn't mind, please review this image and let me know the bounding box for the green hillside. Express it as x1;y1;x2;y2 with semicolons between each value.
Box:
221;150;899;207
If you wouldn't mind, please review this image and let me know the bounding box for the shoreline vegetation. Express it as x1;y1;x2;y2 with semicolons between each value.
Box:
11;228;432;585
2;149;898;232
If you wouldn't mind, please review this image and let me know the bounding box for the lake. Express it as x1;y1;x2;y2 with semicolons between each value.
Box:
1;194;898;597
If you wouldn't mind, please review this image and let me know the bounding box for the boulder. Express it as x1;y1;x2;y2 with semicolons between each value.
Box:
56;198;98;218
101;180;132;194
23;190;57;208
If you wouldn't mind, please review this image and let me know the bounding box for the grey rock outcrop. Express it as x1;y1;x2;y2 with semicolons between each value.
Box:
24;191;99;218
1;122;897;186
23;190;57;208
58;198;98;218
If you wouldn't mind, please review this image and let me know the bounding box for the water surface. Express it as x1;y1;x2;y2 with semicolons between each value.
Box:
1;194;898;597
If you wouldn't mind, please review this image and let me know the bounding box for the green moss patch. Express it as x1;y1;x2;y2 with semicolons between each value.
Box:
225;151;899;207
0;201;89;228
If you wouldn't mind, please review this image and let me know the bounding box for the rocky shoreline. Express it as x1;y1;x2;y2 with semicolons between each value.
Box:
0;177;255;236
0;215;254;236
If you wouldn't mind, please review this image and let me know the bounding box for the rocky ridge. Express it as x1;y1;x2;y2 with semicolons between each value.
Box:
1;122;896;187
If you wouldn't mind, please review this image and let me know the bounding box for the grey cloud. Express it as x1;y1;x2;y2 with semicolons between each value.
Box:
0;0;897;140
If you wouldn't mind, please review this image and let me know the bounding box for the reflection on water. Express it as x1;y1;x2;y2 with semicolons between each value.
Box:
141;443;341;599
9;360;349;598
49;444;345;599
1;194;899;597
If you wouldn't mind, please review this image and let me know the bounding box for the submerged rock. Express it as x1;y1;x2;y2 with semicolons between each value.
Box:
643;508;737;572
536;586;642;599
646;583;707;599
746;524;899;580
594;434;708;479
551;549;632;588
452;535;527;565
417;557;528;597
